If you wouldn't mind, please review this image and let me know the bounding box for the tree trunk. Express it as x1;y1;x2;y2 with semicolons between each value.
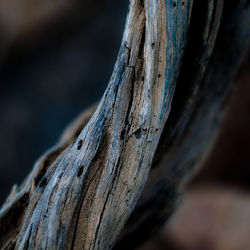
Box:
0;0;249;249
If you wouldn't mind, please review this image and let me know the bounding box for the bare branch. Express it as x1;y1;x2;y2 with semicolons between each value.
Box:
0;0;249;249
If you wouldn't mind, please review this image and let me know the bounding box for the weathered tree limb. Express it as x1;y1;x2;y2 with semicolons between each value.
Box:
0;0;249;249
1;0;192;249
115;0;224;246
115;0;250;248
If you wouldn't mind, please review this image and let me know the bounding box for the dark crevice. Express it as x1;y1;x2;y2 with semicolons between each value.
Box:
34;159;50;187
76;166;84;177
38;177;47;188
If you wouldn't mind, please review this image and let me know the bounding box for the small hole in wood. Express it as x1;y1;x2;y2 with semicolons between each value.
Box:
77;139;83;150
134;128;142;139
77;165;84;177
173;2;176;8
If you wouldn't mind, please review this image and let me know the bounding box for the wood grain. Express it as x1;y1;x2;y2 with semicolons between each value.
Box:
0;0;249;249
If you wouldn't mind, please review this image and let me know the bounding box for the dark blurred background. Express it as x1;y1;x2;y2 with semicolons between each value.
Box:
1;1;250;249
0;0;128;205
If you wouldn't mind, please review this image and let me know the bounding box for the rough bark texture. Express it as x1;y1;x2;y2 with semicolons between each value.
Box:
115;0;250;248
0;0;249;249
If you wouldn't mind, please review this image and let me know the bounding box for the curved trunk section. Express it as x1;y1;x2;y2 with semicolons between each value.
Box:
13;0;192;249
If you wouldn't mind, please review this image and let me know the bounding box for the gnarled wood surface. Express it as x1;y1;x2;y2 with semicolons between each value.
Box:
0;0;249;249
116;0;250;247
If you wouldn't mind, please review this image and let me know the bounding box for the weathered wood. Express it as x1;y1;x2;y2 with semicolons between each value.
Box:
0;0;249;249
115;0;250;248
115;0;224;246
0;0;193;249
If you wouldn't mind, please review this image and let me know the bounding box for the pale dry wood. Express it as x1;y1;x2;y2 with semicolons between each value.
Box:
115;0;224;246
115;0;250;248
1;0;249;249
1;0;193;249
